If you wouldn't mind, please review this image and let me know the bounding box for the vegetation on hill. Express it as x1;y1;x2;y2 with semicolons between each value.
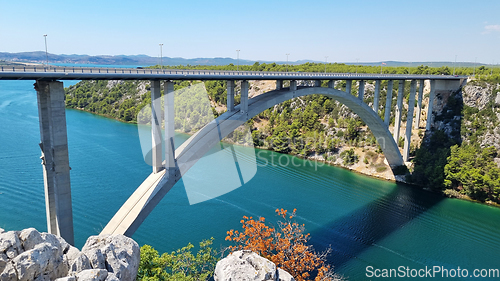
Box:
409;74;500;204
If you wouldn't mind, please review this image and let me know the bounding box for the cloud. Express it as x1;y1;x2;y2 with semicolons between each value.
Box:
482;24;500;34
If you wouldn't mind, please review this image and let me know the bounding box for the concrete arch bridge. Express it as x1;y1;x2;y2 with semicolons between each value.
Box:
0;66;465;242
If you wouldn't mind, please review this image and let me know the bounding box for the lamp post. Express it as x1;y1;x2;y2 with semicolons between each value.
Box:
159;43;163;69
43;34;48;67
473;57;477;76
453;55;457;75
286;53;290;72
324;56;328;73
236;50;240;71
356;58;359;74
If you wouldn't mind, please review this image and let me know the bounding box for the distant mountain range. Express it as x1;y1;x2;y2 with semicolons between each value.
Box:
0;51;492;68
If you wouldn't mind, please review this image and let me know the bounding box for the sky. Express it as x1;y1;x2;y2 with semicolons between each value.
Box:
1;0;499;64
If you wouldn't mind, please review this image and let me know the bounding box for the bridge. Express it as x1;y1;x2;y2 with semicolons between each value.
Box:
0;66;466;243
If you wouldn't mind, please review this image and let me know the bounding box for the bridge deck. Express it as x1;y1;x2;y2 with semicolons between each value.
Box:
0;66;466;81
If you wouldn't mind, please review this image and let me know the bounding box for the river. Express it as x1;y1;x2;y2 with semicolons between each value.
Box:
1;80;499;280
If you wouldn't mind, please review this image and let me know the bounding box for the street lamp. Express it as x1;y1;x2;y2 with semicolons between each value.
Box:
453;55;457;75
324;56;328;73
43;34;48;68
356;58;359;74
473;57;477;76
236;50;240;71
286;53;290;72
159;43;163;69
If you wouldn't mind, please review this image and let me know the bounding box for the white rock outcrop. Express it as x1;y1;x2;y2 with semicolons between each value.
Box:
214;250;295;281
0;228;139;281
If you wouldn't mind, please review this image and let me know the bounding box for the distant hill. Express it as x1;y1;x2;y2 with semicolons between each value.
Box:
0;51;493;68
0;51;261;66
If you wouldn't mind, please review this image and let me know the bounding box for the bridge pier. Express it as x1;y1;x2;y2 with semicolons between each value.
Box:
345;80;352;95
373;80;381;113
276;80;283;90
151;80;163;173
414;80;424;128
358;80;365;100
328;80;335;88
165;81;176;175
240;80;249;116
384;80;394;126
35;80;74;245
426;80;436;131
403;80;417;162
393;80;405;143
290;80;297;91
227;80;235;112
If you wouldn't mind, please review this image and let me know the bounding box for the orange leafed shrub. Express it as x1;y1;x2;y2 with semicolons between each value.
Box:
226;208;338;281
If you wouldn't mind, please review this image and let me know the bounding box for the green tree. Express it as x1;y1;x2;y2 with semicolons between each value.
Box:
138;238;218;281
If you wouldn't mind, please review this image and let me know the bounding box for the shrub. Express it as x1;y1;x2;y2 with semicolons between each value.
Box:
138;238;218;281
226;208;340;281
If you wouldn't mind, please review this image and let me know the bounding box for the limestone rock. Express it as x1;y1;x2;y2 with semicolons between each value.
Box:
82;235;139;281
13;242;60;281
34;274;51;281
462;84;491;110
277;268;295;281
55;276;77;281
0;253;8;273
76;269;108;281
0;231;22;259
85;248;106;270
0;262;18;281
104;272;120;281
19;228;45;251
214;250;277;281
0;228;4;234
1;228;140;281
68;252;92;275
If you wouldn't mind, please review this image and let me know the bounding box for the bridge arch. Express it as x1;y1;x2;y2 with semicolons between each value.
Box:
102;85;404;236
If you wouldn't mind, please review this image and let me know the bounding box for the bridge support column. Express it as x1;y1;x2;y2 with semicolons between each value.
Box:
240;80;249;116
384;80;394;126
314;80;321;87
373;80;381;113
403;80;417;162
345;80;352;95
290;80;297;91
328;80;335;88
151;80;163;173
165;81;176;175
227;80;235;112
276;80;283;90
426;80;436;131
35;80;74;245
393;80;405;143
415;79;424;128
358;80;365;100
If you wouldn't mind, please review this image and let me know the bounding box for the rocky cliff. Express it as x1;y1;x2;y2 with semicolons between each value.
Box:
0;228;139;281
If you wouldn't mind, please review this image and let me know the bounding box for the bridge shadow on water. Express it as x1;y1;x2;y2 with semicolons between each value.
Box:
308;182;444;269
309;85;466;269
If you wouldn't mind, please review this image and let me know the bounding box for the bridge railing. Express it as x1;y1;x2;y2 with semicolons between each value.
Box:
0;65;464;80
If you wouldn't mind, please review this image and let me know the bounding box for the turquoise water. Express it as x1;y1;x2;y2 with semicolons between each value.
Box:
1;80;500;280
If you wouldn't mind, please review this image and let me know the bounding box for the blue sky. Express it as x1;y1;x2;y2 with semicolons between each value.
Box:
1;0;499;63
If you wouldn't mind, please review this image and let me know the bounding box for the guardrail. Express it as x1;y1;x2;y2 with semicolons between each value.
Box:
0;65;465;80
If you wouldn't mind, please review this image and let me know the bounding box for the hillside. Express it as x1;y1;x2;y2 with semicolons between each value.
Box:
64;63;500;205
